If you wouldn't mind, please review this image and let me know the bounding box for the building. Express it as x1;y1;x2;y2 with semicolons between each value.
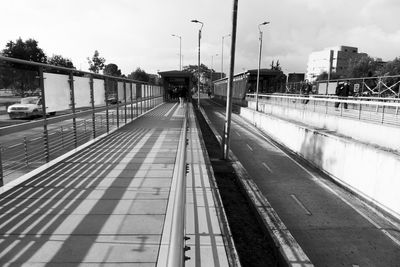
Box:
287;73;305;83
306;46;368;81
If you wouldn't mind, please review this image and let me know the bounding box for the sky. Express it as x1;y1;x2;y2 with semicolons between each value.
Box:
1;0;400;76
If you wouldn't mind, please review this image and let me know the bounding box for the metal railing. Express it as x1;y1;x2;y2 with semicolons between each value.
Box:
246;93;400;127
166;103;189;267
0;56;165;184
284;75;400;97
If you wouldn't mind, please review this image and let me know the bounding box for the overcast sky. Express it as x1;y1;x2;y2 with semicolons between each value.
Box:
2;0;400;75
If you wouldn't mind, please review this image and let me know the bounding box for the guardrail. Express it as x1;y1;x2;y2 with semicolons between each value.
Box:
0;56;165;184
166;103;189;267
246;93;400;126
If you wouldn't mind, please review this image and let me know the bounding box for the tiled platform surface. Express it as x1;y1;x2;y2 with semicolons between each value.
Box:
0;102;232;266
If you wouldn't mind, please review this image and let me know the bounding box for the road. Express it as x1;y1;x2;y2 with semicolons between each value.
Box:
201;98;400;266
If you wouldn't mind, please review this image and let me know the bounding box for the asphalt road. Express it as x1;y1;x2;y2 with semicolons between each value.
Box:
200;98;400;266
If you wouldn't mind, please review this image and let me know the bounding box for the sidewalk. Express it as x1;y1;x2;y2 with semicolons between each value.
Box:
0;102;234;266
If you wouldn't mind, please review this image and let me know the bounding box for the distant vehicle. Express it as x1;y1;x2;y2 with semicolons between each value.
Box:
7;97;43;119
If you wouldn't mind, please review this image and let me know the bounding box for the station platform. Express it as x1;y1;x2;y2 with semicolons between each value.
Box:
0;102;234;266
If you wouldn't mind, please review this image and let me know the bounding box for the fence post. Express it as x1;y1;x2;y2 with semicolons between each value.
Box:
0;146;3;186
89;75;96;139
115;80;120;128
130;83;133;121
124;81;127;124
104;78;110;134
68;71;78;148
38;66;50;163
24;137;28;166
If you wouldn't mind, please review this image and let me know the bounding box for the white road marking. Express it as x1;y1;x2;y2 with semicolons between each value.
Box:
262;162;273;173
246;144;253;151
164;103;178;117
290;194;312;216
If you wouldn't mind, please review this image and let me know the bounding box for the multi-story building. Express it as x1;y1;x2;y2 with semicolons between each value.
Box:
306;46;368;81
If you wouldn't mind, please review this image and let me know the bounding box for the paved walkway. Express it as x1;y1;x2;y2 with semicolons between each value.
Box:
0;102;232;266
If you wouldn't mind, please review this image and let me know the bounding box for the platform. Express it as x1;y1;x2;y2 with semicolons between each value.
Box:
0;102;233;266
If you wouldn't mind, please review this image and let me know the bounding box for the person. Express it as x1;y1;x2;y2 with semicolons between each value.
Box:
302;82;312;104
207;89;212;98
179;87;186;107
335;81;350;109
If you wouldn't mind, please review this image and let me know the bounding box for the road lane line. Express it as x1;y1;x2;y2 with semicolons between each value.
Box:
290;194;312;216
246;144;253;151
262;162;273;173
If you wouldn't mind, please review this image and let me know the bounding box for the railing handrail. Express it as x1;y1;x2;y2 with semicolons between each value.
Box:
246;93;400;107
167;103;189;267
0;55;149;84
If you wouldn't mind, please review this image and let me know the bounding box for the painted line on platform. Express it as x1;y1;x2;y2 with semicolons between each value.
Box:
246;144;253;151
290;194;312;216
164;103;178;117
262;162;273;173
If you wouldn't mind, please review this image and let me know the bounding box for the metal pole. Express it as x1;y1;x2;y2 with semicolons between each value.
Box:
255;22;269;112
222;0;238;160
38;66;50;162
179;37;182;70
198;29;201;106
68;72;78;148
255;30;263;112
89;75;96;139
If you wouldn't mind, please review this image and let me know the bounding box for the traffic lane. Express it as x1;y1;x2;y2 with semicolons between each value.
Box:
201;100;400;266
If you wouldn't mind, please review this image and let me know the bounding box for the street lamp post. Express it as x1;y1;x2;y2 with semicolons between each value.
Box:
221;34;230;79
191;20;204;107
210;54;218;93
255;21;269;112
171;34;182;70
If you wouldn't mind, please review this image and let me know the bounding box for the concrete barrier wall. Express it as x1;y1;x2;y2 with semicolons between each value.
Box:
248;101;400;152
240;107;400;220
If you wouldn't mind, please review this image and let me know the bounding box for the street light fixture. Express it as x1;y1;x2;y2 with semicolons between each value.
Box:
191;19;204;106
171;34;182;70
255;21;270;112
221;34;231;79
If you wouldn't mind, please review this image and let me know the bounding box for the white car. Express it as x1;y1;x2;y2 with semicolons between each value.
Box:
7;97;43;119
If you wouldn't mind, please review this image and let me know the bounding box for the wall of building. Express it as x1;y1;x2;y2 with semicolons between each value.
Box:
239;106;400;221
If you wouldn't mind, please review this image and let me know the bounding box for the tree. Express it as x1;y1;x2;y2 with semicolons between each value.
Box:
87;50;105;73
128;67;150;82
103;63;122;77
343;55;382;78
270;60;282;71
377;57;400;76
48;54;75;68
2;37;47;63
315;71;341;81
182;64;211;88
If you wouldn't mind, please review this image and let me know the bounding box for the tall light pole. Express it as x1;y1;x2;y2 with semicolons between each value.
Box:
171;34;182;70
222;0;238;160
191;19;204;107
221;34;231;79
255;21;269;112
210;54;219;92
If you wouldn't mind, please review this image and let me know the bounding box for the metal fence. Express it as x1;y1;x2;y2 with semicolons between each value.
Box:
284;75;400;98
246;93;400;127
0;56;164;184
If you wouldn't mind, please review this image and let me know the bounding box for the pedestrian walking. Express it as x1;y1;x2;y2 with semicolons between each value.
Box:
335;81;350;109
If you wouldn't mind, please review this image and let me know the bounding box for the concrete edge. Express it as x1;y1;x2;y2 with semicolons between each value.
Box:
198;104;314;267
0;103;164;196
191;103;242;267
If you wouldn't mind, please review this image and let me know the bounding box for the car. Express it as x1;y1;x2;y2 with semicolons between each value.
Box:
7;97;43;119
106;97;121;105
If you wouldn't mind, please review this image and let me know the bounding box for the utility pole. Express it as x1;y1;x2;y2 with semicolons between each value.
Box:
222;0;238;160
